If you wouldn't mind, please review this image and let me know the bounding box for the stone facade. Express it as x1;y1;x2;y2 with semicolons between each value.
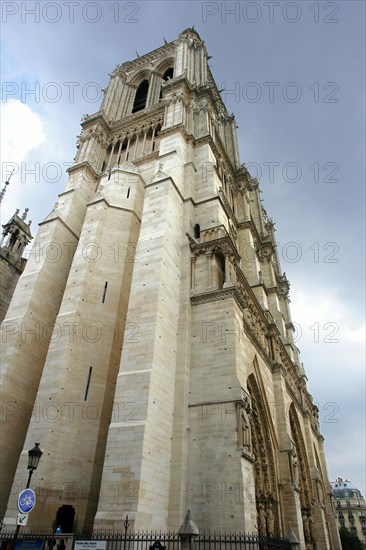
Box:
0;29;340;549
332;478;366;546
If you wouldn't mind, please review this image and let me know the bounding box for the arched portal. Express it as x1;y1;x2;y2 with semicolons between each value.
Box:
54;505;75;533
247;373;280;537
289;403;315;547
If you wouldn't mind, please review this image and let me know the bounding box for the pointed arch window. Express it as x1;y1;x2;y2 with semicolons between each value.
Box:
132;80;149;113
163;68;174;80
159;68;174;100
152;124;162;152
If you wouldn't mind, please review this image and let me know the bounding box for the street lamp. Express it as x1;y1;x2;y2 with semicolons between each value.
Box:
12;443;42;550
26;443;43;488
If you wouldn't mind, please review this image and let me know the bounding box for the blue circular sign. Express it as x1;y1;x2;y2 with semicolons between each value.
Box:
18;489;36;513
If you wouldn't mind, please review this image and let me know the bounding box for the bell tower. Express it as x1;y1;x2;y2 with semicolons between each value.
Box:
1;29;340;549
0;208;32;323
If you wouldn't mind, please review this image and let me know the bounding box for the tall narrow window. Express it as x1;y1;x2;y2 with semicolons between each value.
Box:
152;124;162;152
163;68;174;80
160;68;174;99
132;80;149;113
102;282;108;303
118;138;128;164
84;367;92;401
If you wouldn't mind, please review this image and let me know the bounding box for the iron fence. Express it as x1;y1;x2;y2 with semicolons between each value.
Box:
0;530;292;550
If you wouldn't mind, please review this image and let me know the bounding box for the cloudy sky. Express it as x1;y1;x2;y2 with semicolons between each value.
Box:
1;1;365;496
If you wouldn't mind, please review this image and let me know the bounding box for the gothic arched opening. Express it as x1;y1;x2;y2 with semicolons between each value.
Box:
117;138;128;164
289;404;315;547
152;124;162;152
132;79;149;113
216;253;225;289
8;229;19;251
54;504;75;533
163;68;174;80
247;373;280;537
159;68;174;100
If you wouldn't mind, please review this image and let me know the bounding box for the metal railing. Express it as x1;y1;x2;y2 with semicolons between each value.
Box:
0;530;293;550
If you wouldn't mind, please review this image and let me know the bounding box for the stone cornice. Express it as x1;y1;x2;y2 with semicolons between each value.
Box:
218;188;238;225
189;232;241;264
133;150;160;168
191;286;246;310
145;174;185;205
194;134;236;182
189;250;320;426
112;43;176;76
0;250;25;274
161;74;196;99
237;219;264;249
159;123;193;144
87;196;142;223
110;102;166;135
38;209;79;240
67;161;99;181
206;67;231;119
80;111;110;132
190;286;273;370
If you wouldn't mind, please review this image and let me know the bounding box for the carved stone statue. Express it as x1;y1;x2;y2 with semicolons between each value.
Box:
258;503;267;535
293;456;300;485
241;395;252;450
290;448;300;485
309;514;315;541
255;461;264;492
302;510;310;542
266;502;275;535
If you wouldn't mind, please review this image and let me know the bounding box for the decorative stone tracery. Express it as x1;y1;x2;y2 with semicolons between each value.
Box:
289;403;316;547
247;373;280;537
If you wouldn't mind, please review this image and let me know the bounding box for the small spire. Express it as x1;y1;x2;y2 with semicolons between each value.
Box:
178;510;199;535
163;37;168;45
0;181;9;205
0;168;15;205
22;208;29;221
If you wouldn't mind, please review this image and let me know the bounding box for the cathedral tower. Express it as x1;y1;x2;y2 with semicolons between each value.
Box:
0;208;33;323
0;29;340;549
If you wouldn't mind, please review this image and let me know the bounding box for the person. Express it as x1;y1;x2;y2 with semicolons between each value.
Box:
57;539;66;550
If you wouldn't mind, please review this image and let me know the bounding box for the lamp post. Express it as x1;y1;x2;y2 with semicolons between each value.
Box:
12;443;43;550
123;515;129;550
25;443;43;488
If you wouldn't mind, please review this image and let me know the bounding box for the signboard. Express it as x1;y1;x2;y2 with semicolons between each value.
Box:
14;540;44;550
75;542;107;550
17;513;29;526
17;489;36;514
